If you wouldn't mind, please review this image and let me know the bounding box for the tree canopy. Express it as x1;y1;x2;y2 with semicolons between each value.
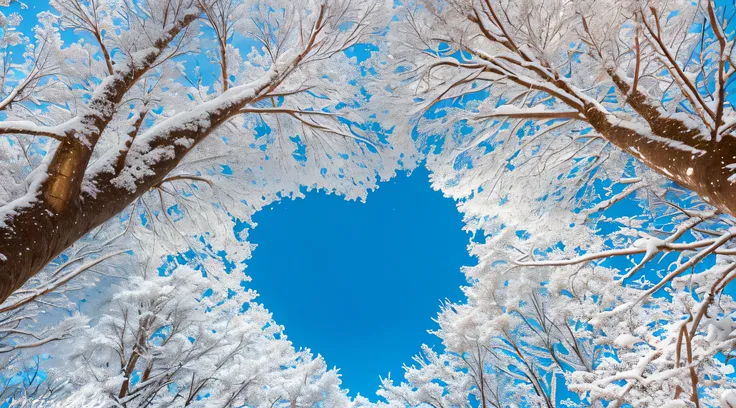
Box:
0;0;734;406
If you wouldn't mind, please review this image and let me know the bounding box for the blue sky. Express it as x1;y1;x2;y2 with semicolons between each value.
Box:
247;167;473;399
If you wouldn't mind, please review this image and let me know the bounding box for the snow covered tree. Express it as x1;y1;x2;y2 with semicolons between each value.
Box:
0;261;357;407
393;0;736;216
378;345;488;408
62;267;336;407
0;1;403;404
387;0;736;406
0;0;396;304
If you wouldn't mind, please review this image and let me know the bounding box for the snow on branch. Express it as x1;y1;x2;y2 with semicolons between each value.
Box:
0;250;127;314
477;104;585;121
0;120;70;140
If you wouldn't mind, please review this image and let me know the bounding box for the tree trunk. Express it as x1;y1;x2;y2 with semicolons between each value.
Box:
582;102;736;218
0;11;205;304
0;102;242;302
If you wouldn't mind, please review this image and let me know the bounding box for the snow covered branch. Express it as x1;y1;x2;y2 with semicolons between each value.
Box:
0;121;69;140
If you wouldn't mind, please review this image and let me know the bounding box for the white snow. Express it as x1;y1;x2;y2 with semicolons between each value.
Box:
109;54;291;193
0;160;50;229
722;390;736;407
726;164;736;183
492;104;556;115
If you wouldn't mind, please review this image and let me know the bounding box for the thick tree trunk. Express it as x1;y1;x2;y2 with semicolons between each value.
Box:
0;148;179;303
487;59;736;217
0;11;205;303
0;57;287;303
583;103;736;217
0;5;316;303
0;106;236;302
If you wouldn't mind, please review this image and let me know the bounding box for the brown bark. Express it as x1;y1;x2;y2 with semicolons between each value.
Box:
93;29;114;76
219;38;229;92
0;4;325;304
490;61;736;219
44;12;199;214
119;328;147;400
0;40;294;302
586;74;736;219
479;361;487;408
584;103;736;211
0;12;200;303
464;0;736;219
0;91;258;302
0;5;326;303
